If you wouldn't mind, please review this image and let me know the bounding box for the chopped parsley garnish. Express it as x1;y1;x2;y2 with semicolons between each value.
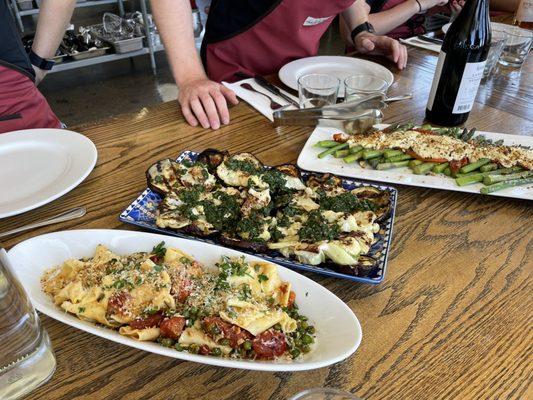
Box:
258;274;269;282
152;241;167;259
144;306;159;315
319;192;375;213
217;256;249;277
261;170;287;193
225;159;260;174
135;276;143;286
238;284;252;301
180;257;192;265
113;279;128;289
78;307;85;313
153;264;164;272
298;210;340;242
154;175;164;183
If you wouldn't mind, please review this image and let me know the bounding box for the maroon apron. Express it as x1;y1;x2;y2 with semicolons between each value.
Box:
203;0;355;82
0;65;61;134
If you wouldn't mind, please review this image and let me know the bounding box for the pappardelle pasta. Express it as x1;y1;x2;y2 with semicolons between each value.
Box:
41;242;316;360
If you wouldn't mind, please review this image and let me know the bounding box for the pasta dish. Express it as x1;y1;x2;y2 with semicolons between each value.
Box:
41;242;315;360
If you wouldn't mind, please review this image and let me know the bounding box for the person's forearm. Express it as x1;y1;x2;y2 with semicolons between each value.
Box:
341;0;369;32
368;0;420;35
151;0;207;86
490;0;520;12
32;0;76;58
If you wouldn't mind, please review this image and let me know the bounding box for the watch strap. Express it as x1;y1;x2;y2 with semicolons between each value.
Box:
29;50;54;71
350;22;375;44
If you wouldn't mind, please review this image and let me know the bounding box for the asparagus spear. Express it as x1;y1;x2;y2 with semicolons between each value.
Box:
412;162;437;175
443;167;452;176
315;140;339;148
483;170;533;185
349;145;363;154
376;160;410;170
455;167;526;186
480;177;533;194
343;150;364;163
369;157;385;169
387;154;413;162
408;159;423;169
459;158;491;174
432;162;449;174
318;143;348;159
479;163;498;172
334;149;350;158
383;149;403;158
362;149;383;160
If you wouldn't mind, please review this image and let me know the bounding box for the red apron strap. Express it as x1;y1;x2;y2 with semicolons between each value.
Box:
204;0;355;82
0;65;61;134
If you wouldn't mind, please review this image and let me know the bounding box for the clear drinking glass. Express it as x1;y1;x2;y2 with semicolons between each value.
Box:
0;249;56;400
298;74;340;108
498;26;533;68
483;29;509;78
344;74;388;102
290;388;362;400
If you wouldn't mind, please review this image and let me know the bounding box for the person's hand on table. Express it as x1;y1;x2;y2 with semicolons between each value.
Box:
178;76;239;129
354;32;408;70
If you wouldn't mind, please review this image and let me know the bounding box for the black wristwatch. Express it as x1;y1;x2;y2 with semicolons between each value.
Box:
350;22;376;44
29;49;55;71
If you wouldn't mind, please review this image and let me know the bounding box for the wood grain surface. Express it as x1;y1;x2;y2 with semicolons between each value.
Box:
1;44;532;400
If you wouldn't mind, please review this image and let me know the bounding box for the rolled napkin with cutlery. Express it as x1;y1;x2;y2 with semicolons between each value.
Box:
400;35;442;53
222;78;299;121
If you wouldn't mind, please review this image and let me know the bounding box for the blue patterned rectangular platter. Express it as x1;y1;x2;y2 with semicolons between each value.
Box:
119;151;398;284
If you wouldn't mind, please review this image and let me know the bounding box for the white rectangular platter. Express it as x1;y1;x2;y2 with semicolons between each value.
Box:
297;127;533;201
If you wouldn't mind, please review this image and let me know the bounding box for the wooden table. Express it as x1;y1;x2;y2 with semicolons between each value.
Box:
2;47;532;400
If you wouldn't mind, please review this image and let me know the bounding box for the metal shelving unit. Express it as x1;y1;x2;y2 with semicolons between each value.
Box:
9;0;159;74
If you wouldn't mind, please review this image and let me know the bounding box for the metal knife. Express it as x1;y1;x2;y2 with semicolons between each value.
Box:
253;75;300;108
416;35;443;45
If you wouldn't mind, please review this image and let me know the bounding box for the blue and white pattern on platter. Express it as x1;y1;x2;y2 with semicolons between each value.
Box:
120;151;398;284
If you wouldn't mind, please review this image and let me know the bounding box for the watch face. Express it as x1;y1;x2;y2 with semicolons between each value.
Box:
366;22;376;34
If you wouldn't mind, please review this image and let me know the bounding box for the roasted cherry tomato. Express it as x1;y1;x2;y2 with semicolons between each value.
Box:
449;157;469;174
203;317;252;348
252;331;287;359
107;291;132;317
129;311;163;329
159;316;186;340
287;291;296;308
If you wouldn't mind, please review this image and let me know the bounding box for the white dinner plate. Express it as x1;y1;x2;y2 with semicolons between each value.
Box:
278;56;394;97
297;127;533;201
442;22;529;45
7;229;362;372
0;129;97;219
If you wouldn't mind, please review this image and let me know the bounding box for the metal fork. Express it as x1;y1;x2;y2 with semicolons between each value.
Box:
240;83;284;110
0;207;86;239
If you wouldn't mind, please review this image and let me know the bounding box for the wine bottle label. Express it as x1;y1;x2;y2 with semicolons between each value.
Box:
426;51;486;114
426;51;446;112
452;60;486;114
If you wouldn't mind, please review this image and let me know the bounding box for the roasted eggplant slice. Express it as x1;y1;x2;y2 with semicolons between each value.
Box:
273;164;306;191
219;235;270;253
327;255;378;277
351;187;391;222
216;152;263;187
305;173;343;190
146;158;184;195
274;164;300;178
196;149;229;172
